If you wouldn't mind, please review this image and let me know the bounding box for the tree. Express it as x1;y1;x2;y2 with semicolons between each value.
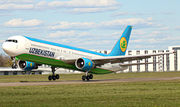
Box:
0;54;13;67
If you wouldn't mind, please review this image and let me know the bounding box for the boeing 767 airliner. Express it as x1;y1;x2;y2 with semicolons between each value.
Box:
2;25;173;81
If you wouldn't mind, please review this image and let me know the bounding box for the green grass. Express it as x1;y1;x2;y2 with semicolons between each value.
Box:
0;71;180;82
0;72;180;107
0;80;180;107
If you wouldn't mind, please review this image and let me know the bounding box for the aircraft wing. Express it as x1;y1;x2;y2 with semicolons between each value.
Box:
61;52;174;65
91;52;174;65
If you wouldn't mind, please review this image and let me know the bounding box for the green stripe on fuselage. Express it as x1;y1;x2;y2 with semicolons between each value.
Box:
16;54;77;70
16;54;113;74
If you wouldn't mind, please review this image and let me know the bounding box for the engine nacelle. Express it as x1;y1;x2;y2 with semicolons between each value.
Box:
75;57;95;71
18;60;38;71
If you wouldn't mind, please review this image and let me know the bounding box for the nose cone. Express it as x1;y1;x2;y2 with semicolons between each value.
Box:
2;42;16;57
2;42;10;53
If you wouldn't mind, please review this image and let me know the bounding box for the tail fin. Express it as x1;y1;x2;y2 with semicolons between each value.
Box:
108;25;132;56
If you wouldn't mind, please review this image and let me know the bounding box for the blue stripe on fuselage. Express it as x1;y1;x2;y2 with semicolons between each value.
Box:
24;36;108;57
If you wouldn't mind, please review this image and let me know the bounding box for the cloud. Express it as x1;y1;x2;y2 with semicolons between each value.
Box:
146;17;154;21
2;17;160;31
46;30;116;50
0;0;35;4
131;13;145;16
98;18;161;30
0;4;34;10
174;26;180;31
132;30;146;35
159;27;170;30
47;0;121;8
131;45;156;49
62;7;119;14
160;12;174;15
47;30;121;40
46;29;176;51
0;0;122;13
47;30;77;38
110;11;128;17
127;29;179;50
46;30;176;51
47;18;161;31
47;21;97;30
143;31;170;38
130;39;143;43
0;13;11;16
3;18;44;27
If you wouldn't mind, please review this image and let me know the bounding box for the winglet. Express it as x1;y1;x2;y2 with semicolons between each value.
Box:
108;25;132;56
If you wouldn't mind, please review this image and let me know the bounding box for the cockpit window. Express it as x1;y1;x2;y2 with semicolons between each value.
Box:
5;39;18;43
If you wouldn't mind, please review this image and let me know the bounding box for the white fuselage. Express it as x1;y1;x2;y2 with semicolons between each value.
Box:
3;36;104;58
2;36;127;72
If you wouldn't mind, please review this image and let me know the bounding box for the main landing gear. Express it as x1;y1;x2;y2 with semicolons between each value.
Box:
48;67;60;81
82;71;93;81
48;68;93;81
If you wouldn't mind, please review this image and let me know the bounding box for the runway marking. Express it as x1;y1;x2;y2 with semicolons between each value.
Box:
0;77;180;87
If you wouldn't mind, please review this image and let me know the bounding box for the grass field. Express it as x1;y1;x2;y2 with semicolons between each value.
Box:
0;71;180;82
0;72;180;107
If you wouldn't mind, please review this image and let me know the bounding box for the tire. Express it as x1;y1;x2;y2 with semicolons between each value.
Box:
48;76;52;81
82;75;86;81
52;75;56;81
56;74;60;79
89;74;93;79
86;75;90;81
12;65;14;69
14;65;17;69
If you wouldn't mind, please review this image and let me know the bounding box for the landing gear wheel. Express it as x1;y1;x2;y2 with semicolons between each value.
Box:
12;64;17;69
48;76;52;81
82;75;86;81
89;74;93;79
86;75;90;81
52;75;56;81
12;65;14;69
56;74;60;79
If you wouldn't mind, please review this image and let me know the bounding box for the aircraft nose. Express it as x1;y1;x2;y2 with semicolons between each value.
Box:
2;41;19;57
2;42;10;52
2;42;16;56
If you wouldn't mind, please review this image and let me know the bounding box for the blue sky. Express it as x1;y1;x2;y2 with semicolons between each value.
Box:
0;0;180;54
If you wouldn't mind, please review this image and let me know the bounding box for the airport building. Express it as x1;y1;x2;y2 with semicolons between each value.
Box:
0;46;179;75
0;68;43;75
100;46;180;72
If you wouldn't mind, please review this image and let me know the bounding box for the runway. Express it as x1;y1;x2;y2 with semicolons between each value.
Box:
0;77;180;87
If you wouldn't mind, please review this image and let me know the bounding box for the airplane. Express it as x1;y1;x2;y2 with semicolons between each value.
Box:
2;25;174;81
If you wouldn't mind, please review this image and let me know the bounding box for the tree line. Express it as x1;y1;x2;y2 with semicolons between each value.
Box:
0;54;12;67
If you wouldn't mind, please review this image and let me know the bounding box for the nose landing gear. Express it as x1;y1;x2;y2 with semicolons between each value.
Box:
11;57;17;69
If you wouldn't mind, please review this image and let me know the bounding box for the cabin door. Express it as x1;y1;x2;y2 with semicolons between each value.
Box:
25;40;30;50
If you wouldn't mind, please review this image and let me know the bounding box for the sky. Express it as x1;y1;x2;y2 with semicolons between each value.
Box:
0;0;180;54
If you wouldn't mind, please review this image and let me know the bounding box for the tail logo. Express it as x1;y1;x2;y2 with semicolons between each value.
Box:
120;37;127;52
88;62;91;66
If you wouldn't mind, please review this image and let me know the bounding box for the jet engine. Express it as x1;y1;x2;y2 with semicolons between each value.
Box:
18;60;38;70
75;57;95;71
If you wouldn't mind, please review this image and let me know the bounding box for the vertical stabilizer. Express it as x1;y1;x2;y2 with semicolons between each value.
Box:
108;25;132;56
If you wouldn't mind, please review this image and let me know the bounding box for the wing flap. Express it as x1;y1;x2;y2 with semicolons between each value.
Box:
120;62;158;66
